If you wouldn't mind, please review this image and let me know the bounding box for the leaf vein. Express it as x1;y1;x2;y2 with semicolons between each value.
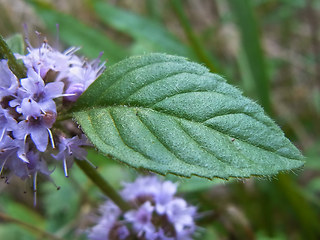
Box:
107;109;152;160
175;118;258;167
98;60;190;103
84;112;116;150
135;107;299;160
146;90;268;130
150;90;226;108
172;118;234;167
123;71;196;102
135;112;201;169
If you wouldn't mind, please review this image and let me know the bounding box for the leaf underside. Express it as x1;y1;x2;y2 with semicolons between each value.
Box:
72;53;304;179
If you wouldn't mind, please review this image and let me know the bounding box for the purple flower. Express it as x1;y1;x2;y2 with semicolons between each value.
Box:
13;100;56;152
6;149;51;181
8;69;63;152
0;107;17;140
125;201;155;237
64;83;84;102
0;60;18;99
1;31;105;194
16;39;105;103
52;134;90;177
0;134;28;163
88;176;197;240
121;176;176;203
14;69;64;115
58;53;105;102
0;135;29;182
165;199;197;240
25;150;51;177
16;42;70;78
88;201;125;240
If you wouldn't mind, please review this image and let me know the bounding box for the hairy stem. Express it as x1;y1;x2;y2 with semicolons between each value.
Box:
0;212;64;240
75;159;131;212
0;34;26;79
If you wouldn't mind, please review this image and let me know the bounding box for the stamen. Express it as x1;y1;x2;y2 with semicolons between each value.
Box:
0;128;6;141
63;46;81;55
55;24;60;50
90;52;104;67
0;158;8;175
63;158;69;177
96;64;106;76
23;181;28;194
23;134;28;143
45;173;61;190
23;24;32;49
33;172;38;207
52;181;61;191
83;157;98;169
47;128;55;149
35;31;42;57
5;177;10;184
61;93;77;97
19;152;29;163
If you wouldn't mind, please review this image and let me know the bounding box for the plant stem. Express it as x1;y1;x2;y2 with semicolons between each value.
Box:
0;34;26;79
75;159;131;212
0;212;64;240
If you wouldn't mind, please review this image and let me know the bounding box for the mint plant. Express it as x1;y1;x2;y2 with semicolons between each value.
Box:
0;31;304;239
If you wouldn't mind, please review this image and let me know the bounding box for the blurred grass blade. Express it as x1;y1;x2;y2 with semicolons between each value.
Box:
277;174;320;239
92;1;193;58
170;0;218;73
29;1;127;64
227;0;271;114
0;212;64;240
145;0;161;21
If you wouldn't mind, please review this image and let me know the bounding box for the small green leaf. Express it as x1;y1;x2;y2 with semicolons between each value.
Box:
5;34;25;55
72;53;304;179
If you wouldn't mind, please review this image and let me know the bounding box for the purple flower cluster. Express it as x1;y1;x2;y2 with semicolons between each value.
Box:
0;37;105;186
88;176;197;240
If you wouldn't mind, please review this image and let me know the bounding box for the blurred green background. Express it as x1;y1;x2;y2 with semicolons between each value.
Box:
0;0;319;239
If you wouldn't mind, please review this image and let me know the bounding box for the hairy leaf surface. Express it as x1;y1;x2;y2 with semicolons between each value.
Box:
72;53;304;179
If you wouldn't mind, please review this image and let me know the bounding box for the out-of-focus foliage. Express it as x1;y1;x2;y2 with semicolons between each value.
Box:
0;0;319;239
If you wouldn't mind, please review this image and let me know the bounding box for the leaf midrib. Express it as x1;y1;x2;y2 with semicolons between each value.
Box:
74;105;302;161
81;108;214;174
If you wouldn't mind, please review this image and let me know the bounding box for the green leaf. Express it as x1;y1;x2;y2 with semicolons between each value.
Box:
0;225;35;240
5;34;25;55
72;53;304;179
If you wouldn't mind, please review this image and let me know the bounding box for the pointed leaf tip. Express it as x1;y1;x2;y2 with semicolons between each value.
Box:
73;53;304;179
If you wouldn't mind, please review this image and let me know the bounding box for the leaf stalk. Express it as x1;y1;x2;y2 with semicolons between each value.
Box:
75;159;131;212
